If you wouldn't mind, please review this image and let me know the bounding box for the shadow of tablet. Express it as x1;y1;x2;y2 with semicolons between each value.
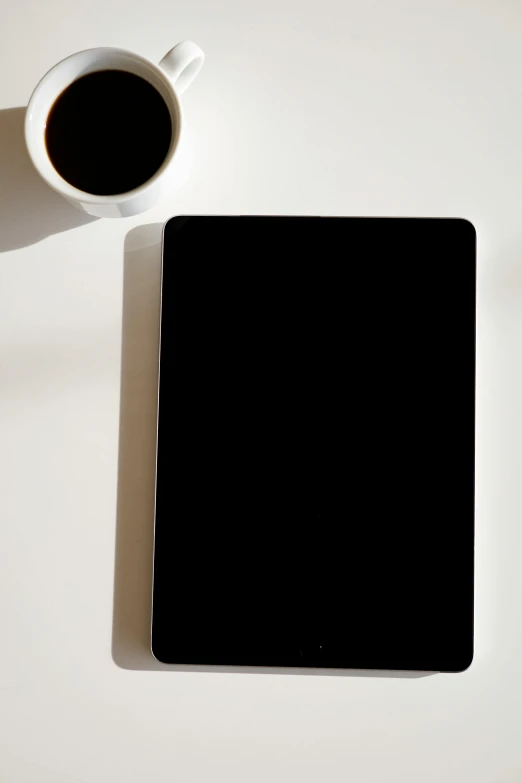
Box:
111;222;435;679
0;107;96;253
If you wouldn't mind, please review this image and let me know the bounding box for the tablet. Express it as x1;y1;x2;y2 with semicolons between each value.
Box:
152;216;476;672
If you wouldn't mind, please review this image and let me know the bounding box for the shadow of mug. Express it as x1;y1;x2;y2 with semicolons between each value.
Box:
0;107;96;253
112;223;434;678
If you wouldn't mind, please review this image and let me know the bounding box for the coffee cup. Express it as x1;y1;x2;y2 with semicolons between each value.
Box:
25;42;204;218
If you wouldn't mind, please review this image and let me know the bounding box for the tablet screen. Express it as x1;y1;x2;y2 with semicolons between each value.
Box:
152;216;475;671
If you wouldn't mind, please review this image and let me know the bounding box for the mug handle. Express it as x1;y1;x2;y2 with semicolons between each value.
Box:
159;41;205;96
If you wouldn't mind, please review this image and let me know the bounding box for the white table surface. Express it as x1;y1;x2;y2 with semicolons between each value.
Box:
0;1;519;780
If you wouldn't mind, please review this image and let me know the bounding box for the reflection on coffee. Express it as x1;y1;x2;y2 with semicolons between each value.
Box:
45;70;172;195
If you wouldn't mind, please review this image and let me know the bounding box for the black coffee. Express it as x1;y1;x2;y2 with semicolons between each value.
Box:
45;70;172;195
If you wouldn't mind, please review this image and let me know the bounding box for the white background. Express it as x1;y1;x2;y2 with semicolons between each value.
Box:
0;0;519;780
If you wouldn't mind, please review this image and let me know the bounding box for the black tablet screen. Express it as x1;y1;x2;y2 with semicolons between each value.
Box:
152;216;475;671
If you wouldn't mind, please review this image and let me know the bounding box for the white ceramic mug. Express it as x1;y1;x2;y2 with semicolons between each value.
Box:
25;42;204;218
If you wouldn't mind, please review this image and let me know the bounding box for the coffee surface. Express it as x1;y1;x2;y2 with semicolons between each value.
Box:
45;70;172;195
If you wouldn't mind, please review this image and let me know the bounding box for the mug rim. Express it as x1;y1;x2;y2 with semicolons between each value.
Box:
25;47;183;205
